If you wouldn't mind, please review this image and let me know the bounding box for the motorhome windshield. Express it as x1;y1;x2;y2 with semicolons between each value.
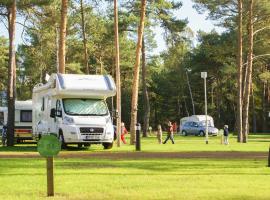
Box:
63;99;108;116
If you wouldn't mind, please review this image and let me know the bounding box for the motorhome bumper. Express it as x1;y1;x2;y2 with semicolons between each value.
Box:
66;139;112;144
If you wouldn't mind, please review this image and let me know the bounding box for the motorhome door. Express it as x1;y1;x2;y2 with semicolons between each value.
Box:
55;99;63;135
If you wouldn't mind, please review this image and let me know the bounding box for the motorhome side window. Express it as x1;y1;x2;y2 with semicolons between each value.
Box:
21;110;32;122
56;100;62;116
0;112;4;125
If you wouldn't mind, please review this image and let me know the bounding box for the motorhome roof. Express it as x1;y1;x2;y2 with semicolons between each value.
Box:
33;73;116;99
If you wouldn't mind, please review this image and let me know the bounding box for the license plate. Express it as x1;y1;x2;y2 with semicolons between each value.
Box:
85;135;100;140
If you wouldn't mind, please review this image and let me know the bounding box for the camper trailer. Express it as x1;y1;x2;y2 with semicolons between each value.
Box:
15;100;33;141
32;73;116;149
0;101;33;142
0;107;7;131
180;115;218;136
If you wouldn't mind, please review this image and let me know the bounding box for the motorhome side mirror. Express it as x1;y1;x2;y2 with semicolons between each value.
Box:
50;108;56;118
56;110;62;118
111;110;118;118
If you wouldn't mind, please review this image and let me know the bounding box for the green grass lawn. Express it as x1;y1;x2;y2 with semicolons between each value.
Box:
0;134;269;200
1;134;270;153
0;157;269;200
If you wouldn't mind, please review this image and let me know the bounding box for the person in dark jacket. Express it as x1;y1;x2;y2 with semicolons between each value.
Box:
223;125;229;145
163;121;175;144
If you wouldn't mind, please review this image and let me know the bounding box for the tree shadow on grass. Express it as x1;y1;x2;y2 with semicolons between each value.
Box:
0;145;37;152
54;158;265;173
248;140;270;143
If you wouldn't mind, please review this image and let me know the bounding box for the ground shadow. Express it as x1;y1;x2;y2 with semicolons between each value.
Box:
0;145;37;152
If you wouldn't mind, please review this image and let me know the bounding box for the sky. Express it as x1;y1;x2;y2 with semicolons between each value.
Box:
0;0;224;54
152;0;224;54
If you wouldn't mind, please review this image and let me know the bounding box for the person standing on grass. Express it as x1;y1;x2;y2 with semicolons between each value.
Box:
172;122;177;133
157;124;163;144
163;121;175;144
223;125;229;145
121;122;128;144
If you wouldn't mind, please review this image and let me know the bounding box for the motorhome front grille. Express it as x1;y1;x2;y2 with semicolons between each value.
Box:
80;127;104;134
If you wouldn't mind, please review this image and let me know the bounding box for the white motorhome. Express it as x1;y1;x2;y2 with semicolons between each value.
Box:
0;101;33;142
32;73;116;149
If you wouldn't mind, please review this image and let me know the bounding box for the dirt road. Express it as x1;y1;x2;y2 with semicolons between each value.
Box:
0;151;268;159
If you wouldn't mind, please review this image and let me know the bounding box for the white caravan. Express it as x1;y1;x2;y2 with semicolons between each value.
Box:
0;101;33;142
180;115;215;132
32;73;116;149
0;107;7;131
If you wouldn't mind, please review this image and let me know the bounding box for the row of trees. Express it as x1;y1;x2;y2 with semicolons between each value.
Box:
0;0;269;146
193;0;270;142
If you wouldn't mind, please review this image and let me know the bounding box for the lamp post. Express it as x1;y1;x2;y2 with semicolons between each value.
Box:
185;68;195;115
201;72;208;144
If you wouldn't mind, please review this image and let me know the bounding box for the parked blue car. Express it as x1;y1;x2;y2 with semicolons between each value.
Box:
181;121;218;136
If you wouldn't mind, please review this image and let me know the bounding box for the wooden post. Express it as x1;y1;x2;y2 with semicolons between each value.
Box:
136;123;141;151
47;157;54;196
221;132;224;145
268;146;270;167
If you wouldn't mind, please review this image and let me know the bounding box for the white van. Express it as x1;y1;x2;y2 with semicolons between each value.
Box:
32;73;116;149
0;101;33;142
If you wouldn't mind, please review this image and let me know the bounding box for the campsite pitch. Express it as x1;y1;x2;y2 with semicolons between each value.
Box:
0;135;269;200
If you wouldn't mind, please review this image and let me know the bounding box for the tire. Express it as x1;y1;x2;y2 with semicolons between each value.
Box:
114;132;117;141
199;131;205;136
182;130;188;136
102;142;113;149
58;132;67;149
84;143;91;147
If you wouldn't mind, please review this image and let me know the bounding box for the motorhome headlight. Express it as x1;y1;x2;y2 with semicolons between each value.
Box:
63;116;74;125
106;131;112;135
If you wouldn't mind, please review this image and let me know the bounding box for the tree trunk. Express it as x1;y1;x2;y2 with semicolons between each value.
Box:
237;0;243;143
55;26;59;72
80;0;89;74
130;0;147;145
141;38;150;137
114;0;121;147
183;98;189;116
7;0;16;146
242;0;254;143
185;70;195;115
251;86;256;133
58;0;68;74
262;81;267;132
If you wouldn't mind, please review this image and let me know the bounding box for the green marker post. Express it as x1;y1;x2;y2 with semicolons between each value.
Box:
37;135;61;197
